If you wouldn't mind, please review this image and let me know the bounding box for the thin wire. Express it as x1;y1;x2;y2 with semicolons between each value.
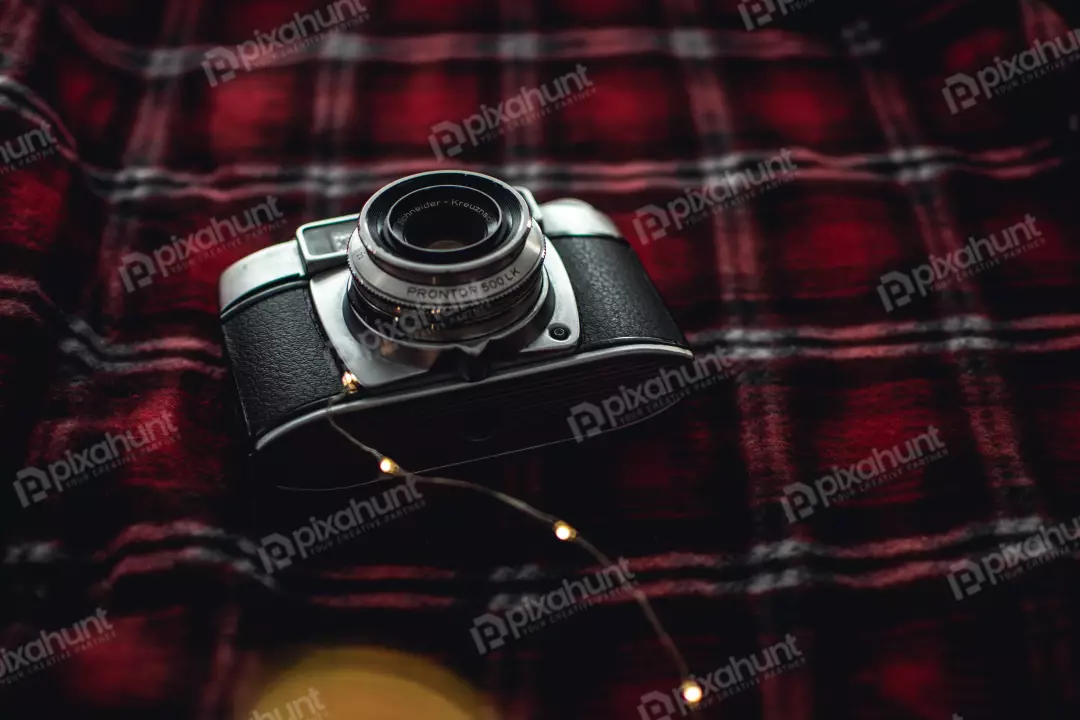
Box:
311;389;694;685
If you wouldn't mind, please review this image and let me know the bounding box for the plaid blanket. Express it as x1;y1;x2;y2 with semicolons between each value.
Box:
2;0;1079;717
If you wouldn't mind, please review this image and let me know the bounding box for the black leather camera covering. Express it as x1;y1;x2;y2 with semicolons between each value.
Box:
221;285;343;437
549;235;683;352
221;235;685;442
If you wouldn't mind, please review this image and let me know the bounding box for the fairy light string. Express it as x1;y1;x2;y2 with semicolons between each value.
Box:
295;375;703;708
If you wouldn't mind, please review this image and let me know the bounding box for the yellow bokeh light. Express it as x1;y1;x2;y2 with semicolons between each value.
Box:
553;521;577;541
680;680;703;705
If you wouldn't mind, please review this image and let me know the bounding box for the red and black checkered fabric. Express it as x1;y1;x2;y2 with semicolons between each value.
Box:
2;0;1080;717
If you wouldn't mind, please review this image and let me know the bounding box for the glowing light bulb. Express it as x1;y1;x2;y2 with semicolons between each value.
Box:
341;372;360;393
379;457;398;474
680;680;703;705
553;521;576;541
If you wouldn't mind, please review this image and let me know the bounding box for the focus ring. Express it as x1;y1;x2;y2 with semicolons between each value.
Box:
346;224;545;311
344;170;547;345
348;250;545;324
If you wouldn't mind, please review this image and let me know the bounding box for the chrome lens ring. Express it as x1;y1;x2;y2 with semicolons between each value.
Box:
346;170;547;345
349;268;548;346
384;185;503;261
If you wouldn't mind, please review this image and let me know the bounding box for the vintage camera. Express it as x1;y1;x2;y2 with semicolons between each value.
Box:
219;171;690;482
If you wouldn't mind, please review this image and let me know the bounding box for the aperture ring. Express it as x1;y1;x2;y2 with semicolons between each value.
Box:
349;257;543;322
348;271;546;344
345;224;545;311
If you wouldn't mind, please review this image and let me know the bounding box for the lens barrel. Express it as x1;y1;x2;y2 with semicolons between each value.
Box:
387;185;501;259
346;171;547;344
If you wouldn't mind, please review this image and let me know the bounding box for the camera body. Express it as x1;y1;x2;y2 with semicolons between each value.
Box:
219;171;690;481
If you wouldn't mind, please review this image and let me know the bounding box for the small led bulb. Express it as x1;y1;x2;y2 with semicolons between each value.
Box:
680;680;703;705
553;521;577;541
379;457;398;474
341;372;360;393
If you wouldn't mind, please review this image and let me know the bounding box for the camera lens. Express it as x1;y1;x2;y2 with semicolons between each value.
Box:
387;185;501;259
346;171;547;345
402;204;485;249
